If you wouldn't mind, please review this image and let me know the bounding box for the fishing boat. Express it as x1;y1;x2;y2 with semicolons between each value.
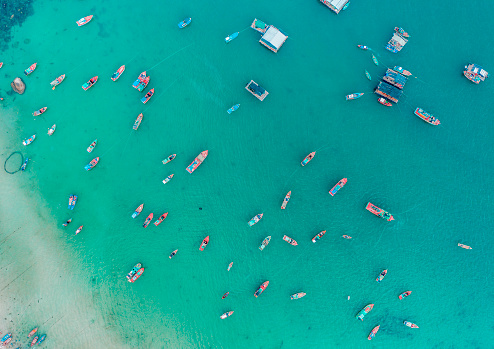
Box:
62;218;72;227
281;191;291;209
199;236;209;251
186;150;208;173
301;151;315;166
154;212;168;226
28;327;38;337
464;63;489;84
50;74;65;89
312;230;326;243
342;235;352;239
458;243;472;250
76;15;93;26
141;88;154;104
137;76;150;92
21;158;29;171
47;124;56;135
365;70;371;80
0;62;3;68
368;325;380;340
357;45;369;50
129;267;144;283
220;311;234;319
162;174;174;184
1;334;11;342
143;213;153;228
178;17;191;28
84;157;99;171
254;281;269;297
227;262;233;271
346;93;364;100
259;236;271;251
290;292;306;300
394;66;412;76
366;202;394;221
376;269;388;283
283;235;298;246
398;291;412;300
23;134;36;145
87;139;97;152
227;104;240;114
404;321;419;328
111;65;125;81
37;334;46;345
162;154;176;164
225;32;239;43
248;213;263;226
222;292;229;299
395;27;410;38
414;108;440;125
132;71;146;89
75;225;83;235
329;178;347;196
126;263;142;281
33;107;47;116
2;338;12;346
378;98;392;106
133;113;143;130
132;204;143;218
356;303;374;320
30;335;38;346
68;195;78;210
82;76;98;90
372;54;379;66
24;62;37;75
169;249;178;259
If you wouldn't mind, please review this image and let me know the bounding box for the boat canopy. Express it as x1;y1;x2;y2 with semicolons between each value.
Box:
255;19;267;29
261;26;288;51
392;33;407;45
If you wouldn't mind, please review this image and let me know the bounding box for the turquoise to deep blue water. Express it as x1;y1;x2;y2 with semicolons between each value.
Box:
1;0;494;348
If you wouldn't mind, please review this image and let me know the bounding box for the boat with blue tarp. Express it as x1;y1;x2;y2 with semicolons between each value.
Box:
225;32;239;43
178;18;191;28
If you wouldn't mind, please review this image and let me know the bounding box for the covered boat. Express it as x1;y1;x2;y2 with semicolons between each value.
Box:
126;263;142;281
75;225;83;235
141;88;154;104
414;108;440;125
143;213;153;228
458;243;472;250
398;291;412;300
283;235;298;246
254;281;269;297
162;174;174;184
178;17;192;28
132;71;146;89
84;157;99;171
386;31;408;53
163;154;176;164
346;93;364;100
329;178;347;196
227;104;240;114
378;98;392;106
23;134;36;146
111;65;125;81
366;202;394;221
169;249;178;259
290;292;306;300
24;62;37;75
199;236;209;251
28;327;38;337
245;80;269;101
404;321;419;328
301;151;315;166
50;74;65;89
132;204;143;218
133;113;143;130
394;66;412;76
225;32;239;43
68;195;78;210
376;269;387;283
154;212;168;226
129;267;144;283
464;63;489;84
248;213;263;226
368;325;380;340
33;107;47;116
186;150;208;173
220;311;234;319
87;139;97;152
259;236;271;251
82;76;98;90
281;191;291;209
356;303;374;320
76;15;93;26
47;124;56;135
312;230;326;243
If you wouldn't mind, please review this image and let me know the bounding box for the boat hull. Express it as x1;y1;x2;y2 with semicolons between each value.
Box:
186;150;208;173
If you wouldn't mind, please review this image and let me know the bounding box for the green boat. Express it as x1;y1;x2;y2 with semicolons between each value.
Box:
365;70;371;80
356;303;374;320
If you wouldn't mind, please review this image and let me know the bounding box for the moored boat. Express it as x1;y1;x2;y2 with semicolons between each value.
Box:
395;27;410;38
143;213;153;228
283;235;298;246
225;32;239;43
24;62;37;75
376;269;388;283
62;218;72;227
329;178;347;196
111;65;125;81
464;63;489;84
398;291;412;300
372;54;379;66
84;157;99;171
346;93;364;100
47;124;56;135
133;113;143;130
28;327;38;337
0;62;3;68
254;281;269;297
136;76;150;92
342;1;350;10
154;212;168;226
394;66;412;76
290;292;306;300
30;335;38;346
312;230;326;243
404;321;419;328
82;76;98;90
366;202;394;221
365;70;371;80
75;225;83;235
162;174;174;184
356;303;374;320
178;17;192;28
281;191;291;209
220;311;234;319
301;151;315;166
378;98;392;106
33;107;47;116
248;213;263;226
162;154;176;164
21;158;29;171
342;235;352;239
37;334;46;345
227;262;233;271
130;267;144;283
259;236;271;251
368;325;380;340
51;74;65;89
357;45;369;50
227;104;240;114
222;292;229;299
3;337;12;345
68;195;78;210
186;150;208;174
458;243;472;250
199;236;209;251
126;263;142;281
414;107;440;125
76;15;93;26
87;139;97;152
1;334;11;342
132;71;146;89
23;134;36;146
169;249;178;259
141;88;154;104
132;204;143;218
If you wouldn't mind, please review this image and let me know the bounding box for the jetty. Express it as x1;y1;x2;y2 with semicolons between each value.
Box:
245;80;269;101
464;63;488;84
385;29;409;53
251;19;288;53
374;69;408;104
319;0;349;14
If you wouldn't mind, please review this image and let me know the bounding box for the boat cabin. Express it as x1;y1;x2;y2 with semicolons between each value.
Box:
375;81;403;104
382;69;408;90
464;63;488;84
251;18;269;34
319;0;349;14
245;80;269;101
260;26;288;53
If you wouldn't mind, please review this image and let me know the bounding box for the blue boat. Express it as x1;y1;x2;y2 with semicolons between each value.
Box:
1;333;11;342
21;158;29;171
343;1;350;10
68;195;78;210
84;157;99;171
37;334;46;345
227;104;240;114
178;18;191;28
225;32;239;43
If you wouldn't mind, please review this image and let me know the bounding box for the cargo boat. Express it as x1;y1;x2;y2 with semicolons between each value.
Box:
414;108;440;125
51;74;65;89
283;235;298;246
366;203;394;221
154;212;168;226
346;93;364;100
301;152;315;166
133;113;143;130
129;267;144;283
186;150;208;174
259;236;271;251
199;236;209;251
368;325;380;340
162;174;174;184
84;157;99;171
281;191;291;209
68;195;78;210
254;281;269;297
77;15;93;26
398;291;412;300
464;63;488;84
290;292;306;300
376;269;387;283
143;213;153;228
356;303;374;320
162;154;176;164
312;230;326;243
132;204;143;218
404;321;419;328
111;65;125;81
126;263;142;281
248;213;263;226
87;139;97;152
329;178;347;196
24;62;37;75
220;311;234;319
82;76;98;90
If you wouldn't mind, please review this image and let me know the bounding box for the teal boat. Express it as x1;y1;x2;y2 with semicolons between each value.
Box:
225;32;239;43
356;304;374;320
372;54;379;66
365;70;371;80
227;104;240;114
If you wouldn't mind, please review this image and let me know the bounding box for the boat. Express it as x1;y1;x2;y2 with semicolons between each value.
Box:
458;243;472;250
342;235;352;239
126;263;142;281
178;17;191;28
464;63;489;84
222;292;229;299
28;327;38;337
186;150;208;173
62;218;72;227
378;98;392;106
398;291;412;300
154;212;168;226
169;249;178;259
141;88;154;104
133;113;143;130
84;157;99;171
343;1;350;10
227;262;233;271
329;178;347;196
0;62;3;68
227;104;240;114
137;76;150;92
395;27;410;38
376;269;388;283
33;107;47;116
346;93;364;100
111;65;125;81
142;213;153;228
87;139;97;152
357;45;369;50
162;154;176;164
368;325;380;340
162;174;174;184
129;267;144;283
365;70;371;80
254;281;269;297
1;334;11;342
301;151;315;166
199;236;209;251
132;71;146;89
372;54;379;66
248;213;263;226
414;108;440;125
283;235;298;246
220;311;234;319
23;134;36;146
21;158;29;171
68;195;78;210
30;335;38;346
82;76;98;90
75;225;83;235
404;321;419;328
50;74;65;89
37;334;46;345
290;292;306;300
366;202;394;221
281;191;291;209
225;32;239;43
76;15;93;26
47;124;56;135
394;66;412;76
24;62;37;75
259;236;271;251
312;230;326;243
132;204;143;218
356;303;374;320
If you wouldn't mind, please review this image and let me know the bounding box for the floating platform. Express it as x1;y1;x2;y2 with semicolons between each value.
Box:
382;69;408;90
464;63;488;84
319;0;349;14
260;26;288;53
245;80;269;101
251;18;269;34
375;81;403;103
386;32;408;53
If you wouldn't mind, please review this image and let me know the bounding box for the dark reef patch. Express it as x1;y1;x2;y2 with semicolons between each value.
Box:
0;0;34;51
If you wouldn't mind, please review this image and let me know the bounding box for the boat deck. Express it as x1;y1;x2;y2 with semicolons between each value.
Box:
245;80;269;101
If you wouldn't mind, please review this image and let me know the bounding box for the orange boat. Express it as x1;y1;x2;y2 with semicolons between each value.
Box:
143;213;153;228
24;62;37;75
368;325;380;340
366;202;394;221
281;191;291;209
27;327;38;337
154;212;168;226
199;236;209;251
77;15;93;26
301;152;315;166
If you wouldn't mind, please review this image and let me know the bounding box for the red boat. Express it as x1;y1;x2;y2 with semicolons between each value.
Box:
281;191;291;209
376;269;388;283
312;230;326;243
82;76;98;90
132;71;146;89
186;150;208;174
368;325;380;340
33;107;47;116
132;204;143;218
222;292;229;299
329;178;347;196
130;267;144;283
75;225;83;235
111;65;125;81
254;281;269;297
143;213;153;228
141;88;154;104
366;202;394;221
199;236;209;251
30;336;38;346
283;235;298;246
378;98;392;106
154;212;168;226
76;15;93;26
0;62;3;68
24;62;37;75
398;291;412;300
342;235;352;239
301;152;315;166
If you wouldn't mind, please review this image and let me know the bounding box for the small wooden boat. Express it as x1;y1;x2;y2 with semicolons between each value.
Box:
28;327;38;337
129;267;144;283
132;71;146;89
141;88;154;104
393;66;412;76
37;334;46;345
248;213;263;226
372;54;379;66
220;311;234;319
254;281;269;297
169;249;178;259
186;150;208;173
342;235;352;239
24;62;37;75
23;134;36;145
356;304;374;320
329;178;347;196
376;269;387;283
62;218;72;227
178;17;192;28
84;157;99;171
283;235;298;246
162;174;174;184
154;212;168;226
368;325;380;340
163;154;176;164
366;202;394;221
133;113;143;130
47;124;56;135
1;334;11;342
395;27;410;38
281;191;291;209
414;108;440;125
31;335;39;346
143;213;153;228
82;76;98;90
259;236;271;251
290;292;306;300
75;225;83;235
87;139;97;152
21;158;29;171
398;291;412;300
137;76;150;92
199;236;209;251
378;98;392;106
222;292;229;299
33;107;47;116
312;230;326;243
365;70;371;80
126;263;142;281
227;104;240;114
227;262;233;271
357;45;369;50
225;32;239;43
68;195;78;210
111;65;125;81
301;151;315;166
404;321;419;328
132;204;144;218
50;74;65;89
458;243;472;250
346;93;364;100
77;15;93;26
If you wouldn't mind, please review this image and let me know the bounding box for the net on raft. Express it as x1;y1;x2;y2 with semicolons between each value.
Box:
4;151;24;174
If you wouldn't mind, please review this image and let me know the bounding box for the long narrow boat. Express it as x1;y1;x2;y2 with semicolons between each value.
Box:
75;225;83;235
111;65;125;81
82;76;98;90
248;213;263;226
220;311;234;319
365;70;371;80
342;235;352;239
222;292;229;299
23;134;36;145
346;93;364;100
372;54;379;66
227;262;233;271
50;74;65;89
24;62;37;75
225;32;239;43
169;249;178;259
132;71;146;89
133;113;143;130
162;154;176;164
30;335;39;346
126;263;142;281
357;45;369;50
142;213;153;228
37;334;46;345
458;243;472;250
129;267;144;283
227;104;240;114
178;17;192;28
414;108;440;125
33;107;47;116
393;66;412;76
368;325;380;340
68;195;78;210
281;191;291;209
329;178;347;196
141;88;154;104
376;269;387;283
290;292;306;300
87;139;97;152
137;76;150;92
47;124;56;135
76;15;93;26
162;174;174;184
254;281;269;297
398;291;412;300
132;204;143;218
378;98;392;106
62;218;72;227
283;235;298;246
366;202;394;221
312;230;326;243
186;150;208;173
28;328;38;338
154;212;168;226
21;158;29;172
301;151;315;166
84;157;99;171
403;321;419;328
199;236;209;251
356;304;374;320
259;236;271;251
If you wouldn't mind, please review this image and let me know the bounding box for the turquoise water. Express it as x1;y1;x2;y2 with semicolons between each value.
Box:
1;0;494;348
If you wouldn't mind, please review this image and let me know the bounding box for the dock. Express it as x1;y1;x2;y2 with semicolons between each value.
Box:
245;80;269;101
464;63;488;84
385;31;408;53
319;0;349;14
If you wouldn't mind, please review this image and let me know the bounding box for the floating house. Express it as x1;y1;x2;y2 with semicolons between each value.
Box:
385;30;408;53
464;63;488;84
251;18;288;53
245;80;269;101
319;0;349;14
374;69;408;103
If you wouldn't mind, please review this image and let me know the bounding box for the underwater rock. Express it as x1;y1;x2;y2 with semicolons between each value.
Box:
11;77;25;94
